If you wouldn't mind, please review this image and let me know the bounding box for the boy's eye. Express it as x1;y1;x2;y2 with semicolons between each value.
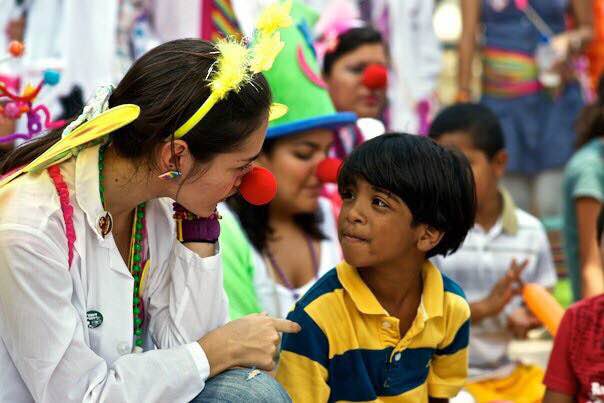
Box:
372;198;389;209
339;189;354;200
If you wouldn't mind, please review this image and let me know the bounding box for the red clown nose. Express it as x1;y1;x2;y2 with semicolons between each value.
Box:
239;166;277;205
362;64;388;90
316;157;343;184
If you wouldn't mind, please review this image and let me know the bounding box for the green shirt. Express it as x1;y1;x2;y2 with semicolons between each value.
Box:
562;139;604;300
218;207;262;319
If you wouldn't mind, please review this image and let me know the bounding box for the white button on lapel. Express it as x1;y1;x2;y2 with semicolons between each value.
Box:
382;321;391;329
394;353;402;361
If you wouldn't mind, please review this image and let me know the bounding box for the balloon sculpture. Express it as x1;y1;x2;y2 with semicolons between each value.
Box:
522;283;565;336
0;41;66;143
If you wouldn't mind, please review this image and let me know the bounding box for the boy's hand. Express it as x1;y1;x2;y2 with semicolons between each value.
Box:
471;259;527;323
485;259;527;315
507;306;541;339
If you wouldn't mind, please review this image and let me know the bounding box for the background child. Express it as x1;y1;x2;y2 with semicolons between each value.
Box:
543;206;604;403
429;103;558;402
562;75;604;301
276;133;476;402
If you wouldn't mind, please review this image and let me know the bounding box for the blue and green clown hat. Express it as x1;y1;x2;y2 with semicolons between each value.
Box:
264;1;356;139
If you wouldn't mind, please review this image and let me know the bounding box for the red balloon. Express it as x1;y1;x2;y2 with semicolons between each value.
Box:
316;157;343;184
362;64;388;90
239;166;277;206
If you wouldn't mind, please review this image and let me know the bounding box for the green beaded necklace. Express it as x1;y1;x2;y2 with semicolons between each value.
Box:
99;144;146;349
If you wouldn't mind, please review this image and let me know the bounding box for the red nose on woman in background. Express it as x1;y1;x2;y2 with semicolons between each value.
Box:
361;63;388;90
316;157;343;184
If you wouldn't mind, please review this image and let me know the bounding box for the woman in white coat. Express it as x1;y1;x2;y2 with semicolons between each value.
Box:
0;38;298;403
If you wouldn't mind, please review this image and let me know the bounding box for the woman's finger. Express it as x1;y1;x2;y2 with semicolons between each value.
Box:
271;318;301;333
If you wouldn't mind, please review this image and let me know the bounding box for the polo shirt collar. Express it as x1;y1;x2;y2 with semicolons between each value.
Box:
336;261;445;319
500;187;518;235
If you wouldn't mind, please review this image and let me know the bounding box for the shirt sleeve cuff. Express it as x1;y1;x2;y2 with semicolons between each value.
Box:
185;342;211;381
174;239;222;269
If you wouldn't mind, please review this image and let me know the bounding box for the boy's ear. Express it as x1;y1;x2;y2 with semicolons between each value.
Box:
490;149;508;179
417;225;444;254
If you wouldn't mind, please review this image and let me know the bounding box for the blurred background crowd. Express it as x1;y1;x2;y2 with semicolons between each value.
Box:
3;0;601;304
0;1;603;398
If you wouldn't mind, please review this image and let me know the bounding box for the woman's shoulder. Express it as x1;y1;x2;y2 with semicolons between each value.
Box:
0;168;65;231
0;169;75;267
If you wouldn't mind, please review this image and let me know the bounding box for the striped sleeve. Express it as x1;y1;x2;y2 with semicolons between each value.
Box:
276;303;331;403
428;276;471;398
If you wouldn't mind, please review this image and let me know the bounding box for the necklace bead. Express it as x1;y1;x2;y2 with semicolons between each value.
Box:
99;144;147;350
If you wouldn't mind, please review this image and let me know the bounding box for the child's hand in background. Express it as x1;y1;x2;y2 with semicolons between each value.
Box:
507;306;541;339
470;259;527;323
485;259;527;315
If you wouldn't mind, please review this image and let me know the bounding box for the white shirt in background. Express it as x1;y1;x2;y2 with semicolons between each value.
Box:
433;189;557;380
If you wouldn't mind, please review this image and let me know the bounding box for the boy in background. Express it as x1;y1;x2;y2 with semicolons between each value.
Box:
429;103;557;402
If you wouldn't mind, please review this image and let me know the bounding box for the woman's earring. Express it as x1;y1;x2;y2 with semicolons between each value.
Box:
158;169;182;180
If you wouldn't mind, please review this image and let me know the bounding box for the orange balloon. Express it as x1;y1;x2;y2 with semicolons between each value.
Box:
522;283;565;336
8;41;24;57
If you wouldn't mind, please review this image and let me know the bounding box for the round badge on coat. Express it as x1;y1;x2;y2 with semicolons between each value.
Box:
87;310;103;328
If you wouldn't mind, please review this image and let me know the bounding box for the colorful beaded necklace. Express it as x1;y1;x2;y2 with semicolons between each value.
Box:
98;144;147;349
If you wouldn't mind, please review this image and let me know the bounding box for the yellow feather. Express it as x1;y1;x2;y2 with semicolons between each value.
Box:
256;0;293;36
250;32;284;73
210;39;251;99
173;0;292;138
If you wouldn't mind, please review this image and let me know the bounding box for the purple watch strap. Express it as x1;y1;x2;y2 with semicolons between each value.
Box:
180;217;221;243
173;203;221;243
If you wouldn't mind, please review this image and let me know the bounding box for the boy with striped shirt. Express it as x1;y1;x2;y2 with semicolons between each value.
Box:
276;134;476;402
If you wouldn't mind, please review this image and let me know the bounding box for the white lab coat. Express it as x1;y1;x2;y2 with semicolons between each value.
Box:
0;145;229;402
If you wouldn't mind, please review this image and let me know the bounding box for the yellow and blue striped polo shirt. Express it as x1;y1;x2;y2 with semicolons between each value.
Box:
276;261;470;402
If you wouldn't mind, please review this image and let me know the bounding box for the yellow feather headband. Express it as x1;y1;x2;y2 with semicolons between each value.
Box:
174;0;293;139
